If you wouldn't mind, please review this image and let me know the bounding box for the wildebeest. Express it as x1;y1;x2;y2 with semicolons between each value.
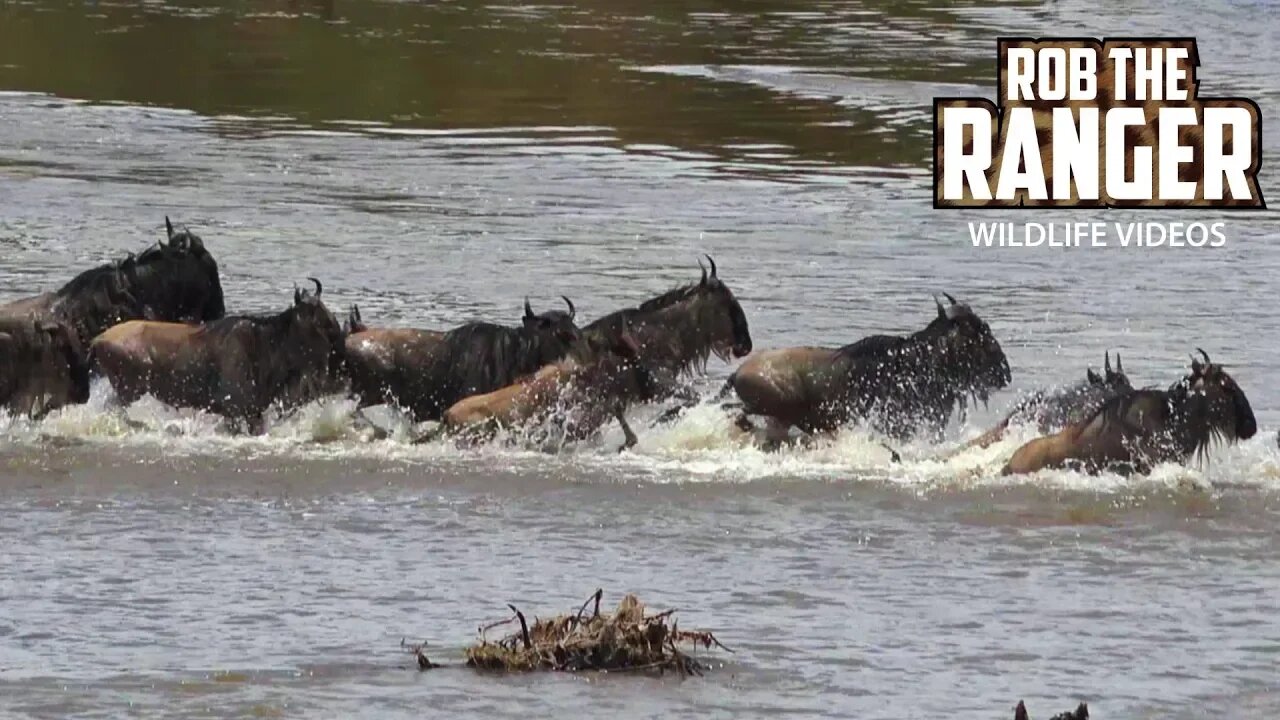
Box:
343;297;580;420
90;279;344;434
0;318;91;418
436;319;657;450
0;217;225;347
1002;350;1256;476
952;352;1132;453
582;256;752;400
1014;700;1089;720
727;294;1011;444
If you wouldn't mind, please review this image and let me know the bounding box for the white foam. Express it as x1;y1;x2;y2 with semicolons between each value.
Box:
4;384;1277;494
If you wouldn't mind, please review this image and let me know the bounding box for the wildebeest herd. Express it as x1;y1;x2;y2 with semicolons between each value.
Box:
0;219;1261;476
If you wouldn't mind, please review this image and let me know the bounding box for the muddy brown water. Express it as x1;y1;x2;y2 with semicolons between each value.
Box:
2;0;1280;717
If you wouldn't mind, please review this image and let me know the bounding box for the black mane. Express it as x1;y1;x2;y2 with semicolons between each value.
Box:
584;283;703;335
1007;363;1132;433
55;262;129;300
421;321;575;419
1081;369;1254;466
828;301;1008;440
635;284;702;313
584;281;742;382
835;333;909;359
196;308;294;342
47;226;224;344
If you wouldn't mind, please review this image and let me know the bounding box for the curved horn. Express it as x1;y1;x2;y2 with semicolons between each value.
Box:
705;254;717;278
1105;351;1112;374
524;297;534;319
561;295;575;320
307;277;322;296
934;295;945;318
698;258;707;286
942;292;957;305
165;216;175;239
294;284;302;304
1196;347;1211;365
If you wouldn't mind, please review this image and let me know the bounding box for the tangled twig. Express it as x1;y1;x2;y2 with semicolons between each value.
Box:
463;590;730;676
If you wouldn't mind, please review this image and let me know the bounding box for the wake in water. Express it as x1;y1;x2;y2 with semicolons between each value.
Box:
4;376;1277;495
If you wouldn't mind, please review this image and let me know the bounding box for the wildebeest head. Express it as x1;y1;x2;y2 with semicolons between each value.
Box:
522;296;581;346
289;278;346;381
927;293;1011;402
1172;348;1257;449
695;255;752;359
126;217;226;322
1085;351;1132;393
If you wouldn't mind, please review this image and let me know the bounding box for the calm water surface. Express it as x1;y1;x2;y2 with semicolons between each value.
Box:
1;0;1279;717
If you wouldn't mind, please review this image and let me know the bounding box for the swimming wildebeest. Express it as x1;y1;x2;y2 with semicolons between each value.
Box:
1002;349;1256;476
0;318;91;418
437;319;657;450
1014;700;1089;720
727;293;1010;445
0;217;225;347
343;297;581;421
951;352;1132;453
582;255;752;401
90;279;344;434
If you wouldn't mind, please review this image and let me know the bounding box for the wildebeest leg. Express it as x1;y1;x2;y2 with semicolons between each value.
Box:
649;384;707;426
615;408;638;452
245;413;267;436
349;408;390;441
652;402;692;426
1105;460;1143;477
28;403;56;423
733;411;755;433
942;416;1012;459
96;383;152;431
653;395;722;427
101;372;146;408
410;423;448;445
760;417;792;452
879;442;901;463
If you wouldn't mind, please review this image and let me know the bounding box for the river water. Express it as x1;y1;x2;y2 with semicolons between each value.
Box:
2;0;1279;718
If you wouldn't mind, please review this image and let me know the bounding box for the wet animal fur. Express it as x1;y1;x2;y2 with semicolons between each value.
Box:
1002;352;1256;475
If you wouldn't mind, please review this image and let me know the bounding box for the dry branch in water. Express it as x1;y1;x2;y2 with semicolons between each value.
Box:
464;589;731;675
1015;700;1090;720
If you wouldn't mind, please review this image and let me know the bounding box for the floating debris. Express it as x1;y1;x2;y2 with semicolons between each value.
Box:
463;589;730;675
1014;700;1090;720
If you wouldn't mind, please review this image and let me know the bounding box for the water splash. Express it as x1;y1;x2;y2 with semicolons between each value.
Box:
5;384;1275;495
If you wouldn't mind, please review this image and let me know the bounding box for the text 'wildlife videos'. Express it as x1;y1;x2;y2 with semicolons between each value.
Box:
967;221;1229;248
